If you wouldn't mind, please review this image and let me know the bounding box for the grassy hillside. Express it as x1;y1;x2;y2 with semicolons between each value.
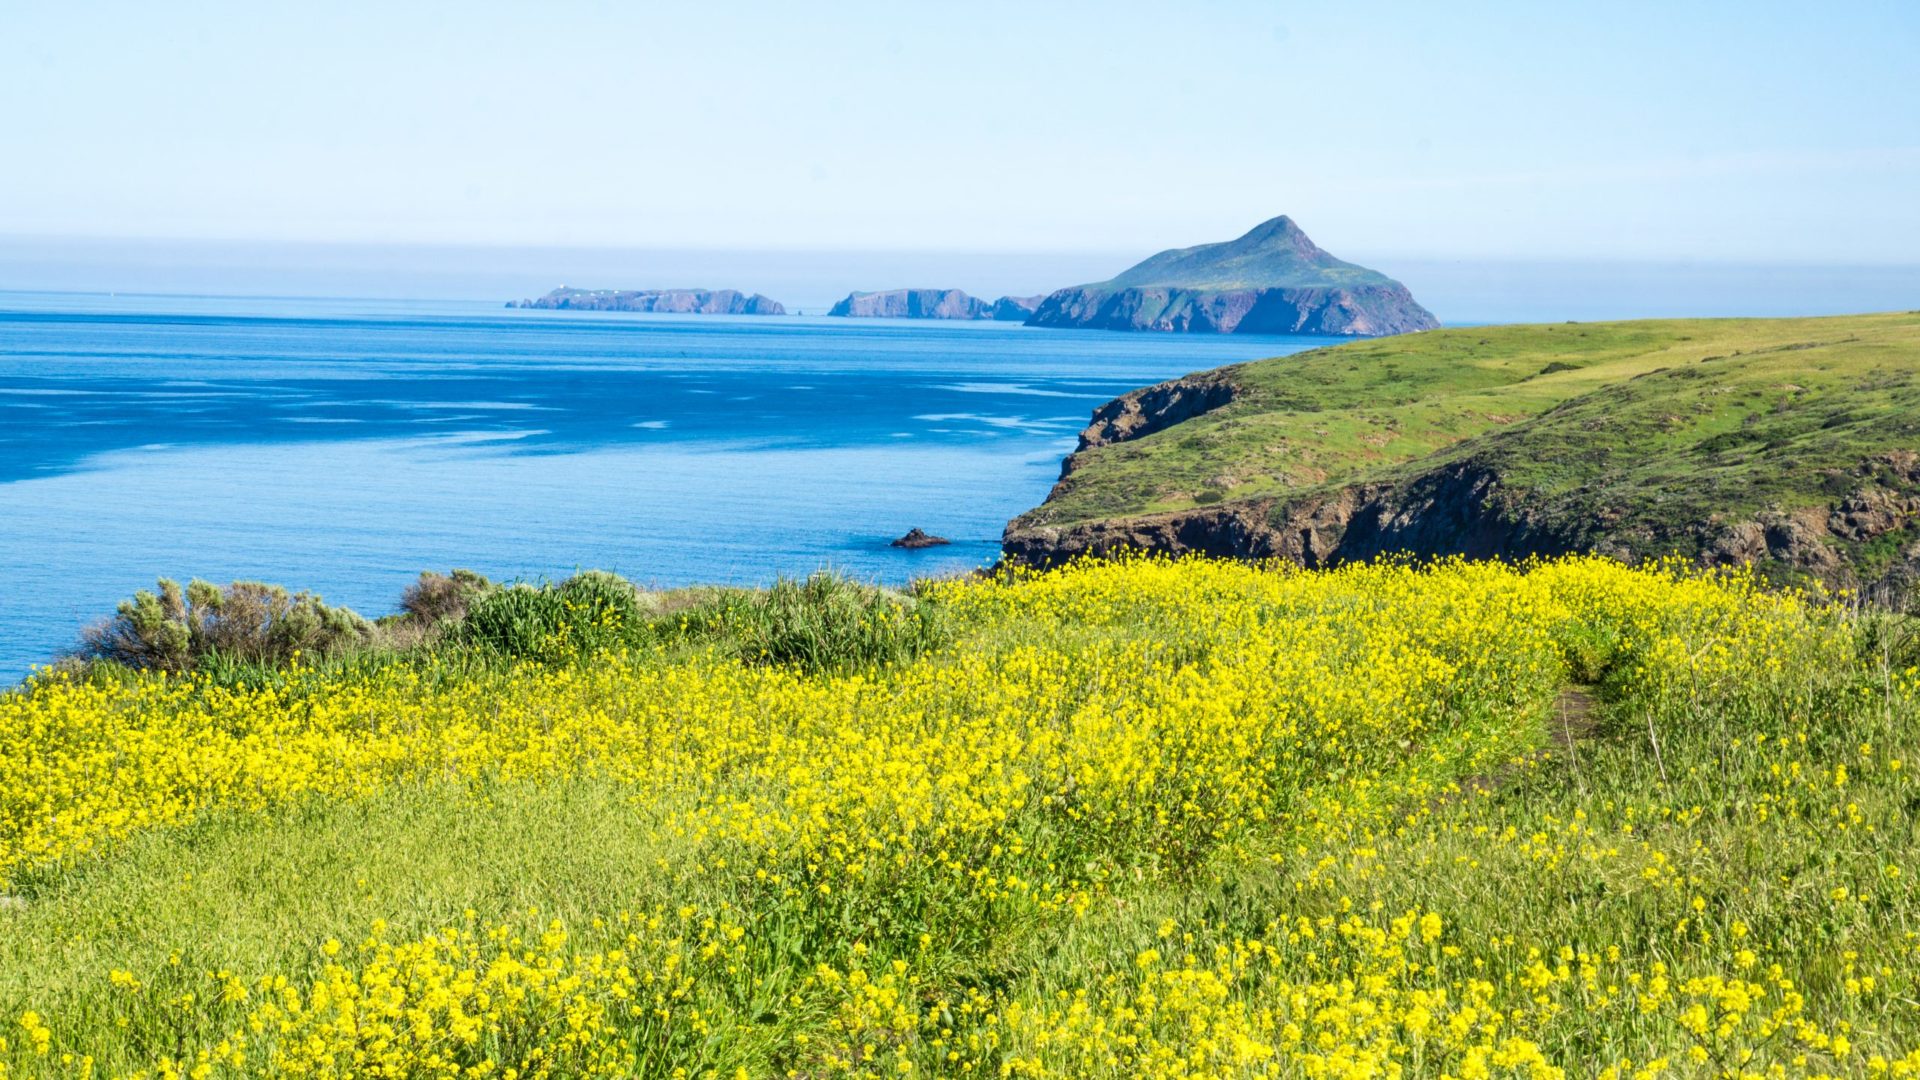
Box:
1021;313;1920;573
2;557;1919;1077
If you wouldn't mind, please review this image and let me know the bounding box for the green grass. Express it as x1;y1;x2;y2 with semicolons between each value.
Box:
1022;312;1920;549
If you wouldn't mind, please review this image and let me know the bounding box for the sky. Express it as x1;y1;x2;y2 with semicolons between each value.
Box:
3;0;1919;300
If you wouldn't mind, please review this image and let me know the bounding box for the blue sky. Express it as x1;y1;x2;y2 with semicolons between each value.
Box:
3;0;1918;263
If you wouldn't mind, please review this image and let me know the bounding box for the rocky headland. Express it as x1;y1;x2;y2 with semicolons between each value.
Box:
1003;313;1920;605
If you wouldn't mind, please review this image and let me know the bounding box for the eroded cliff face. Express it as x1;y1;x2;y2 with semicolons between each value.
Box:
1005;462;1577;569
1696;453;1920;605
1007;400;1920;606
1058;372;1239;478
1024;283;1439;337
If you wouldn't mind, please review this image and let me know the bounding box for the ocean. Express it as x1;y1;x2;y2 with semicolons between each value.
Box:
0;292;1324;679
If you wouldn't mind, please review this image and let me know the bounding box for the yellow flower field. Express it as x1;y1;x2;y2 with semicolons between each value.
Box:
0;556;1914;1078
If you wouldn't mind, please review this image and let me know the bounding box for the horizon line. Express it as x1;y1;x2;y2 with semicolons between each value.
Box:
6;233;1920;271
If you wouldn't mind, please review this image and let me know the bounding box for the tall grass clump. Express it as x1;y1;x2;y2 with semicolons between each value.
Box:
456;570;648;663
676;571;948;673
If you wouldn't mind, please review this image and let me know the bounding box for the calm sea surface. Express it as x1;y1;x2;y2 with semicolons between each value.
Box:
0;293;1326;678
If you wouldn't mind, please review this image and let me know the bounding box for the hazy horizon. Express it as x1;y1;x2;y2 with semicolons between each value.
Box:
7;2;1918;323
4;233;1918;325
5;2;1917;265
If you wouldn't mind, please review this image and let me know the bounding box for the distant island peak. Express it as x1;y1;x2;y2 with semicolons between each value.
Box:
1026;215;1439;336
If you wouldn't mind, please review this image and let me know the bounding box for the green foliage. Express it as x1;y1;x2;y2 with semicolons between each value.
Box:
68;566;955;683
673;572;948;674
1028;313;1920;563
458;571;647;663
1552;621;1624;684
79;578;372;671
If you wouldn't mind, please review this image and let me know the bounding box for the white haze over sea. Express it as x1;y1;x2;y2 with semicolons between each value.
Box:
3;236;1917;324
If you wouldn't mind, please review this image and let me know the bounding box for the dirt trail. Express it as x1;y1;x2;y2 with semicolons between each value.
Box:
1441;684;1600;805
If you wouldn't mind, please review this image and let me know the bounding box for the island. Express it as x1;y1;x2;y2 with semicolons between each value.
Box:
510;288;786;315
827;289;1049;321
828;289;989;319
1024;215;1439;336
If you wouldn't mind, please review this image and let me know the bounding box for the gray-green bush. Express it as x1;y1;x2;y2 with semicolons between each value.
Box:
394;569;499;643
80;579;373;671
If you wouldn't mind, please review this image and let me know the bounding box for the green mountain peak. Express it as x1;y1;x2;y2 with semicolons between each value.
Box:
1097;215;1394;291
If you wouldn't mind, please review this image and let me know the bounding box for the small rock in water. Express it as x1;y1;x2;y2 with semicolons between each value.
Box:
891;528;951;549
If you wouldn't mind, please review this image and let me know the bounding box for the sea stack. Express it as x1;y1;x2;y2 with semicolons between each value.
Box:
890;528;951;549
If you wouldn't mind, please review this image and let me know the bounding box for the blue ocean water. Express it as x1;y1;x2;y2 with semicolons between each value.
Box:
0;293;1325;679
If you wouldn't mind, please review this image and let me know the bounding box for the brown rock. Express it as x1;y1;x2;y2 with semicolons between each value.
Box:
891;528;951;549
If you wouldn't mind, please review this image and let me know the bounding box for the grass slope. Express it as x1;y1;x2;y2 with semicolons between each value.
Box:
1030;312;1920;540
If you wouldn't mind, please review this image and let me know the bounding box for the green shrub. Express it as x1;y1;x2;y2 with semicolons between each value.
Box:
458;571;646;663
678;572;947;674
80;579;373;671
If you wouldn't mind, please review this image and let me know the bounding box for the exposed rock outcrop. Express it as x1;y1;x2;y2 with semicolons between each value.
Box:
1025;216;1439;337
890;528;951;549
1058;373;1238;478
512;288;785;315
1004;463;1577;570
1007;454;1920;606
